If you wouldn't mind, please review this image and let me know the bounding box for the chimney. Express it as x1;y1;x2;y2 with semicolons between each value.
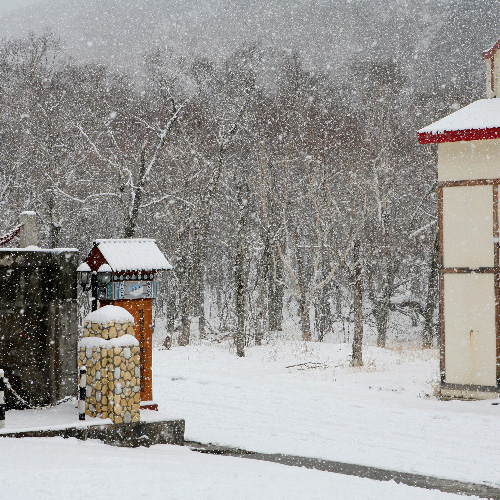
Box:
482;39;500;98
19;211;38;247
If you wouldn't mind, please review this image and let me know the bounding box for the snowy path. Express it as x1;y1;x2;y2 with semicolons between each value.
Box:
152;343;500;487
189;446;500;498
1;437;483;500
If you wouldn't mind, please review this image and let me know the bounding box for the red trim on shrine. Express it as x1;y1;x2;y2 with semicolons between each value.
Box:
140;402;159;411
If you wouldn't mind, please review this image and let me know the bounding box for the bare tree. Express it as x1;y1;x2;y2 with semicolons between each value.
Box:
351;239;363;366
259;159;363;341
75;97;185;239
234;182;250;356
177;52;256;346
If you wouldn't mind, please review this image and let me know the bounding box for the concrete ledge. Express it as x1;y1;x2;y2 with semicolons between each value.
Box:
0;419;185;448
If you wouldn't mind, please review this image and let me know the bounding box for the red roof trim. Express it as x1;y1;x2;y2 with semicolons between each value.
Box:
419;127;500;144
483;39;500;60
0;223;22;247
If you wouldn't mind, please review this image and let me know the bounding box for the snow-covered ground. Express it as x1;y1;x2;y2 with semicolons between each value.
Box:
1;437;479;500
2;332;499;499
152;337;500;488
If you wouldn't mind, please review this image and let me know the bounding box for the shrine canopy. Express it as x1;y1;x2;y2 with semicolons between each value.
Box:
86;239;172;275
418;98;500;144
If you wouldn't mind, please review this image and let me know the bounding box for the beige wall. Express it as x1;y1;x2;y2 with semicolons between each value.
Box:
438;140;500;181
442;185;494;269
444;273;497;386
486;58;494;98
439;138;499;395
495;52;500;97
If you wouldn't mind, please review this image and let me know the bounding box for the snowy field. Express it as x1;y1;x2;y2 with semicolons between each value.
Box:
2;437;480;500
2;330;499;499
152;333;500;488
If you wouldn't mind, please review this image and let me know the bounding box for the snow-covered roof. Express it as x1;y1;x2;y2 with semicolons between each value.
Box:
93;238;172;272
419;99;500;144
77;262;91;272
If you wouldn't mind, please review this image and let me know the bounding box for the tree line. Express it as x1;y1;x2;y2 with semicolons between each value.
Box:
0;32;477;360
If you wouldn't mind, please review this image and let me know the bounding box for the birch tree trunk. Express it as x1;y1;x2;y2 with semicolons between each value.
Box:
315;267;333;342
255;235;271;345
373;262;397;348
234;183;249;357
351;240;363;366
268;251;284;332
295;229;312;342
181;91;252;347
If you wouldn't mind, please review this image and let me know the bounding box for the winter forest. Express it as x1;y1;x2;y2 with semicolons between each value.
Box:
2;0;496;358
3;1;500;499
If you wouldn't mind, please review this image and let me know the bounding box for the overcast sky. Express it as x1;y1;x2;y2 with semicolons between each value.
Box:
0;0;42;14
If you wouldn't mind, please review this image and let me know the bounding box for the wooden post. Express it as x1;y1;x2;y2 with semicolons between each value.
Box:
101;298;154;404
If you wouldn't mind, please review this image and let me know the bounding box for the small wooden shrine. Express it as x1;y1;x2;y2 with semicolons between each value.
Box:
82;239;171;408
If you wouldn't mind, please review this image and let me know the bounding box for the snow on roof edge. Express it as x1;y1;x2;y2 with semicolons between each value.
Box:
93;238;157;244
419;99;500;135
0;247;78;253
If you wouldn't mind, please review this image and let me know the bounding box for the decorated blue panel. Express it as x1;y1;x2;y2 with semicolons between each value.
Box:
99;280;156;300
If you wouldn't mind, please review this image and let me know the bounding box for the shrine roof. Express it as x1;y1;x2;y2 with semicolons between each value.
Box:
92;238;172;272
418;99;500;144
